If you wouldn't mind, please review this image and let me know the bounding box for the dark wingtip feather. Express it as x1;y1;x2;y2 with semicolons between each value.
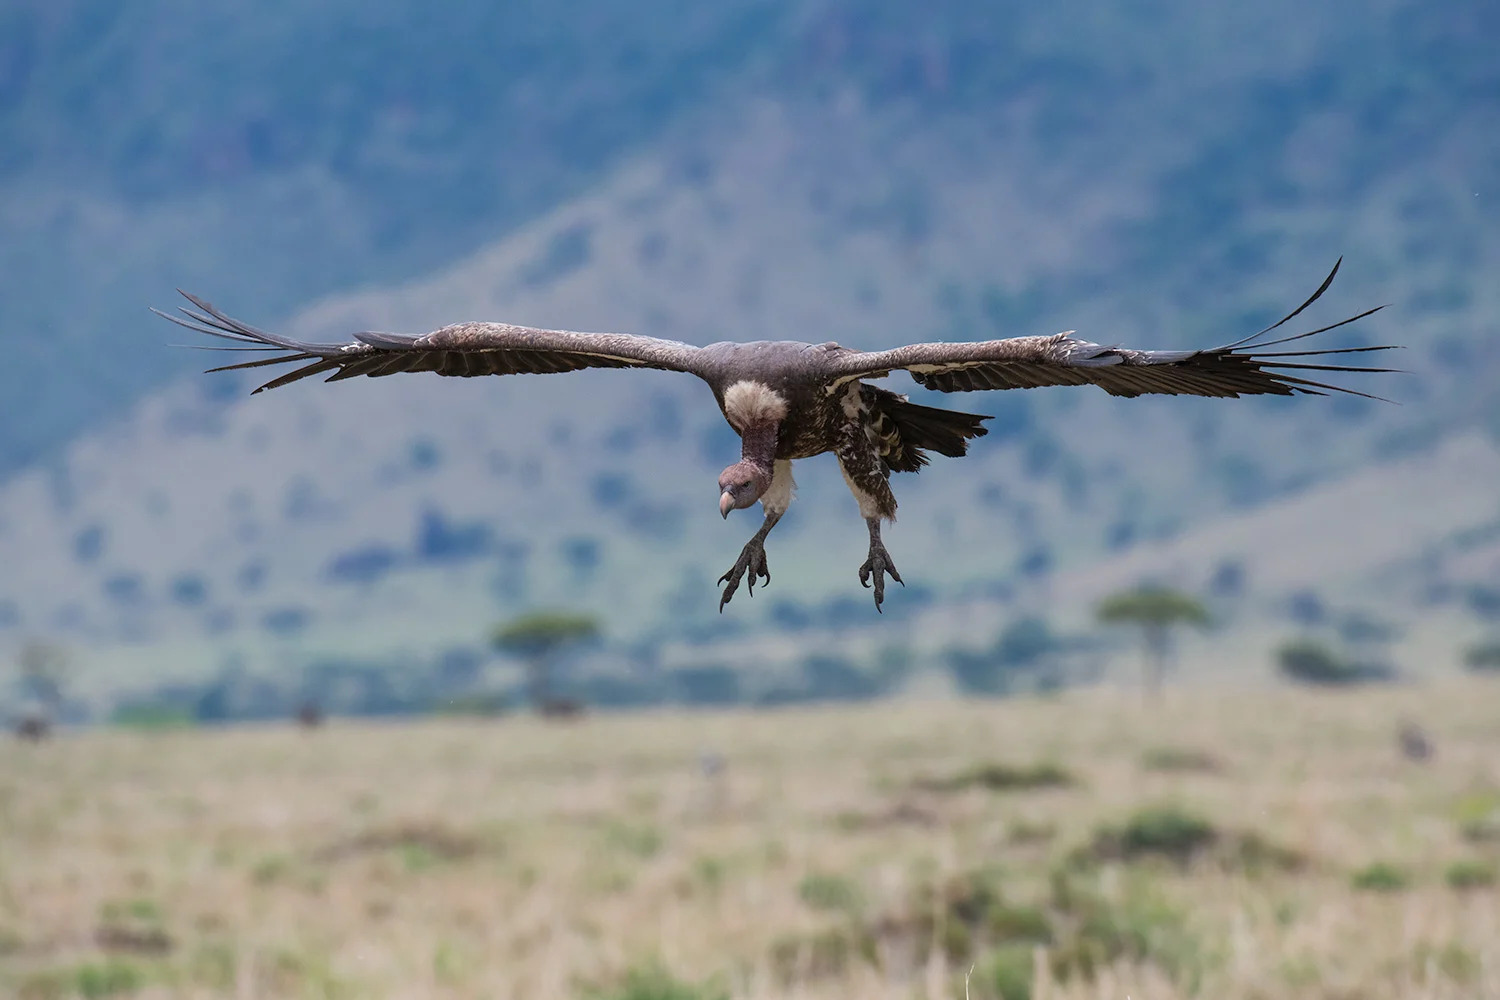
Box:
1222;258;1345;350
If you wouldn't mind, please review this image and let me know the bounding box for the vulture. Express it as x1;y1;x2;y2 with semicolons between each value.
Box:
156;260;1396;611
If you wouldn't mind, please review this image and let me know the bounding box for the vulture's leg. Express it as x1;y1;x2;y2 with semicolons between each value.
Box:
718;460;795;610
835;398;902;611
858;516;903;612
717;510;780;610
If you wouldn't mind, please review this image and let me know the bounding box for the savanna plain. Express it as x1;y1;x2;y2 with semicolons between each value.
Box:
5;682;1500;999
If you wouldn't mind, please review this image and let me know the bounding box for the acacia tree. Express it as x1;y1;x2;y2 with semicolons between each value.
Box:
491;611;600;710
1096;586;1210;697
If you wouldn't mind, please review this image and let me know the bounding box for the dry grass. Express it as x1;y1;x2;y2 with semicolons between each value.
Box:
3;681;1500;998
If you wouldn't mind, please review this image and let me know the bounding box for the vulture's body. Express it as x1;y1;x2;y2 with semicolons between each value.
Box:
158;260;1397;610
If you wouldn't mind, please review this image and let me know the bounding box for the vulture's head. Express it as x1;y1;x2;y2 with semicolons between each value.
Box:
718;461;770;518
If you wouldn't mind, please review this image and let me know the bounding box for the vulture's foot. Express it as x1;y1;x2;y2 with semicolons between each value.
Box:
718;537;771;611
858;519;903;612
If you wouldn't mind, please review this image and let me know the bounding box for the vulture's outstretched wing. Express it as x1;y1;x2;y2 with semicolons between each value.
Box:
828;260;1400;400
155;292;708;393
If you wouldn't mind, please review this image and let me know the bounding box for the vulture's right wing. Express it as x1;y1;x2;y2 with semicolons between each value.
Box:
156;292;709;393
827;260;1400;400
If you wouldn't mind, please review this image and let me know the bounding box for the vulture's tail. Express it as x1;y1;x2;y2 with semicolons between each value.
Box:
868;388;991;474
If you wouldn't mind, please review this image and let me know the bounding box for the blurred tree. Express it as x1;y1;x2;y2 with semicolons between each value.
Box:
946;616;1061;696
17;640;71;734
1096;586;1210;697
492;611;601;710
1462;641;1500;674
1276;637;1397;686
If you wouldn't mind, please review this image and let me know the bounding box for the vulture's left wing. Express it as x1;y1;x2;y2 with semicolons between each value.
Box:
827;260;1400;400
156;292;710;393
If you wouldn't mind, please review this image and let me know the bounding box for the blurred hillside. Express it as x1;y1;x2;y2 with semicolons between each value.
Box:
1;0;1498;706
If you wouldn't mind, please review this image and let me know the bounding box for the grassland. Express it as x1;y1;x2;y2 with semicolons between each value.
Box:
4;681;1500;999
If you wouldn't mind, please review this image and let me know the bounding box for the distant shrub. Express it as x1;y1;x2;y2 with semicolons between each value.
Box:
918;760;1075;794
168;575;209;607
1351;861;1409;892
236;562;267;592
767;599;813;631
1462;641;1500;673
1093;805;1217;864
768;926;870;985
1007;819;1058;845
1465;585;1500;620
432;646;484;687
1410;941;1481;987
590;472;632;508
1046;876;1203;987
585;962;728;1000
1276;638;1395;686
102;573;145;606
973;944;1037;1000
1286;589;1327;626
1338;612;1400;645
1454;793;1500;843
1079;807;1305;876
603;822;662;859
673;666;741;706
416;509;493;563
311;821;483;867
947;617;1063;695
96;898;171;955
802;654;883;701
1444;859;1496;890
1140;746;1223;773
559;536;601;577
407;438;442;471
1208;559;1245;598
261;606;310;636
74;524;106;564
797;872;863;914
326;545;399;584
40;959;147;995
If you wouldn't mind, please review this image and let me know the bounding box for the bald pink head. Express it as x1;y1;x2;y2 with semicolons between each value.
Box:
718;461;770;518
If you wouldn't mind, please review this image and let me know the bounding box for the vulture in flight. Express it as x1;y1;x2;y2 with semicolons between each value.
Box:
157;260;1395;611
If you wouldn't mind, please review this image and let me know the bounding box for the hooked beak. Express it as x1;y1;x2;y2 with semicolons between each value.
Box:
719;492;734;519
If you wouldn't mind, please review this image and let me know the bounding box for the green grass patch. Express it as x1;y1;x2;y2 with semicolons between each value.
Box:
312;821;486;867
916;760;1076;793
691;855;726;893
1412;941;1480;985
1444;859;1496;890
1045;872;1208;988
1140;746;1223;774
1350;861;1409;892
970;943;1037;1000
187;941;237;991
603;821;663;859
584;962;730;1000
18;958;152;999
95;897;171;955
1089;805;1217;864
1453;792;1500;843
797;872;864;914
768;926;872;984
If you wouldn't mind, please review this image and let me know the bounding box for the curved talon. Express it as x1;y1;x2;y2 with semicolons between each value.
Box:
858;544;903;612
718;538;772;611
